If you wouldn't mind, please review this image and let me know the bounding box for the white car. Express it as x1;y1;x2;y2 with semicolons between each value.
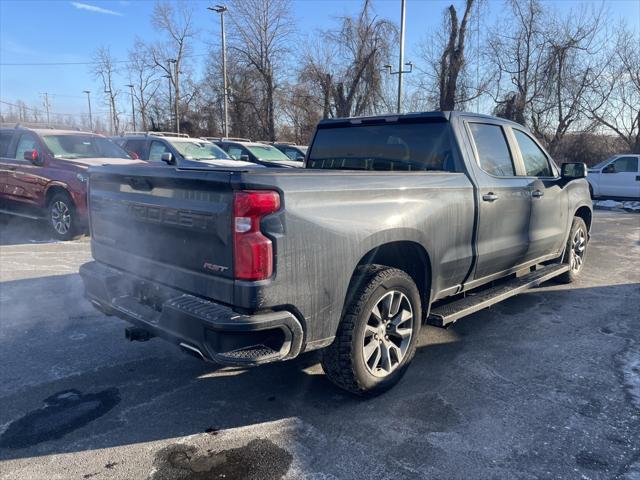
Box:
588;154;640;199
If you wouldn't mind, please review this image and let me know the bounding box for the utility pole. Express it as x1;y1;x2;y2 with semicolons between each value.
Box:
40;92;51;125
208;4;229;137
163;73;172;131
383;0;412;114
168;58;178;132
83;90;93;131
125;84;136;131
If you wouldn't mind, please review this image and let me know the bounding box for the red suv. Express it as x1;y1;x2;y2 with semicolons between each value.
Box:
0;126;142;240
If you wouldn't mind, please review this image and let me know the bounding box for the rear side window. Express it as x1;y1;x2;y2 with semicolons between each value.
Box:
308;121;455;171
513;129;552;177
468;123;515;176
0;131;12;156
124;139;146;160
611;156;638;173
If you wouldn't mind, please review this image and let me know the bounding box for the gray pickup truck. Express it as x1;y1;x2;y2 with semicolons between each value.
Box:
80;111;592;395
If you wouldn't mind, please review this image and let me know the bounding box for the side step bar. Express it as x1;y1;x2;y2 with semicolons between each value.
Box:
0;208;41;220
427;264;569;327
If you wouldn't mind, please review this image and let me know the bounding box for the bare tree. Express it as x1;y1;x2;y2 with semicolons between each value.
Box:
489;0;546;124
226;0;294;140
127;39;161;131
530;5;604;154
301;0;396;119
437;0;475;110
150;1;196;132
584;24;640;153
92;46;120;134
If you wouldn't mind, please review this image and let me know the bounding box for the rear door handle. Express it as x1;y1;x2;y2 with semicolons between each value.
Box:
482;193;498;202
532;190;544;198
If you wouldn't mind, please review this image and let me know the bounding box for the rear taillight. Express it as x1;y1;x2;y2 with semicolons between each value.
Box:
233;190;280;280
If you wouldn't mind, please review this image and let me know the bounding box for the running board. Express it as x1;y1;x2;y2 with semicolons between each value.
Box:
0;208;41;220
427;264;569;327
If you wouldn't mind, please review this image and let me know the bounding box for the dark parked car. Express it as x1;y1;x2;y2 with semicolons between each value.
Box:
81;111;592;395
0;125;140;239
213;139;302;168
271;142;307;161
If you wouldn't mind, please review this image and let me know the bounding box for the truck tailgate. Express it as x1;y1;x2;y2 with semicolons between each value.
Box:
88;166;236;303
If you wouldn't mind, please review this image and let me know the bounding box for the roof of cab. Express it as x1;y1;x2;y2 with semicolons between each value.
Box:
317;111;522;128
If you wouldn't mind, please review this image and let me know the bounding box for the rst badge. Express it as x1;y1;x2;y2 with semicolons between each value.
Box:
203;262;229;273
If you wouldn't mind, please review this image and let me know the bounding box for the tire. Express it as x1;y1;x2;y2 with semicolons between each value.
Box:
47;192;79;241
321;265;422;396
556;216;588;284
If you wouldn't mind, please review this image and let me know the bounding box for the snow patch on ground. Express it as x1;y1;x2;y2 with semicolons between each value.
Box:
594;200;640;212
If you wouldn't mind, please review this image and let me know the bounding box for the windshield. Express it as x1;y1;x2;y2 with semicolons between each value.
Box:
172;141;230;160
42;134;131;159
307;121;455;171
247;145;291;162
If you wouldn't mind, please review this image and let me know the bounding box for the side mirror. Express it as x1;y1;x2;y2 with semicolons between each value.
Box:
240;154;250;162
24;149;42;165
296;155;305;162
561;162;587;179
161;152;175;165
603;164;615;174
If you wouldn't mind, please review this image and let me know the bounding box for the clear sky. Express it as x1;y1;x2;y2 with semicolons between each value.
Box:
1;0;638;120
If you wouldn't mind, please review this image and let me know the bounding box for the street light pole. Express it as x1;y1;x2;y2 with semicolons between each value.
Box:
125;84;136;131
83;90;93;131
383;0;412;114
397;0;406;113
208;5;229;137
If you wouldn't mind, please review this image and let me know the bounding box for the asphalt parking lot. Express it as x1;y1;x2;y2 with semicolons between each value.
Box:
0;210;639;480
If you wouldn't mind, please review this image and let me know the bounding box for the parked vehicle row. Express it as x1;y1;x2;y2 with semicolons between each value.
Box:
0;127;310;239
80;111;593;395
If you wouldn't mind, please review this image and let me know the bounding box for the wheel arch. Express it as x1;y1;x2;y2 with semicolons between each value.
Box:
348;241;432;316
574;205;592;232
45;184;74;207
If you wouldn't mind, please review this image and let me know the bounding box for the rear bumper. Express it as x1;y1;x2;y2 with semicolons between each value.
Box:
79;261;304;366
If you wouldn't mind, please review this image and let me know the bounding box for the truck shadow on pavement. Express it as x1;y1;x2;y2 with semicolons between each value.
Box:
0;214;88;246
0;272;638;478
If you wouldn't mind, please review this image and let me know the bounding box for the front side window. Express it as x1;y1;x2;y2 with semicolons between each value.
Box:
149;141;170;162
468;123;515;176
14;133;39;161
513;129;552;177
226;146;245;160
308;121;455;171
611;156;639;173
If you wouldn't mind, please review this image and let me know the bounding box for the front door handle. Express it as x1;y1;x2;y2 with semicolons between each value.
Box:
532;190;544;198
636;175;639;182
482;192;498;202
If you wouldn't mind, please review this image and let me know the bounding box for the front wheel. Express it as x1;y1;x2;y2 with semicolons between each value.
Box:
48;192;79;241
321;266;422;396
556;216;588;284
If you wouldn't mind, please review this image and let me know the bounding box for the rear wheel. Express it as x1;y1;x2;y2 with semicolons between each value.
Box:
48;192;79;241
556;216;588;284
321;266;422;396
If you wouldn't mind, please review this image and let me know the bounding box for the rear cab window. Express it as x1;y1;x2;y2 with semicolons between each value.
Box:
307;120;456;171
467;123;515;176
